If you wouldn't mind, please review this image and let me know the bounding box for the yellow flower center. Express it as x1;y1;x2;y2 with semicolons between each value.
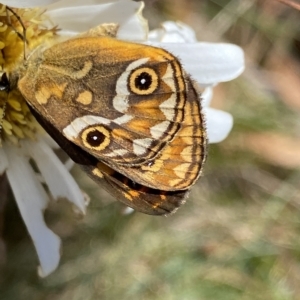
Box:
0;5;57;145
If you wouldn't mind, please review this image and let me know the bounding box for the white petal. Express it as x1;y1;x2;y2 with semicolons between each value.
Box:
117;1;148;41
201;86;214;107
204;107;233;143
64;158;75;171
46;1;147;40
0;147;8;174
46;0;119;9
4;145;61;277
2;0;60;8
148;28;164;42
149;21;197;43
40;134;60;149
147;42;245;85
21;139;86;214
123;207;134;215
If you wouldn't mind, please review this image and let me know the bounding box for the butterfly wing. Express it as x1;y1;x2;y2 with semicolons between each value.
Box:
18;37;186;166
82;162;189;215
30;109;188;215
115;79;207;191
18;36;206;195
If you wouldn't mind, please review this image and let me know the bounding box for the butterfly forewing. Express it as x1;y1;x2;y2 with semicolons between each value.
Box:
16;34;207;214
115;79;206;191
18;37;186;166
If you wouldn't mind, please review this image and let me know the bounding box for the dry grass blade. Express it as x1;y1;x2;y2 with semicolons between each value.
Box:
278;0;300;10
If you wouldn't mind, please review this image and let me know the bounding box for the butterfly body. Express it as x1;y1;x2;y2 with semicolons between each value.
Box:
13;33;207;215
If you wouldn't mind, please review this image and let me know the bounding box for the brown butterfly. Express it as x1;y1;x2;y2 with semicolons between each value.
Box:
3;23;207;215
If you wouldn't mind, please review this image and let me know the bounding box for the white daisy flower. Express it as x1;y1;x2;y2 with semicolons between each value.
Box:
0;0;244;277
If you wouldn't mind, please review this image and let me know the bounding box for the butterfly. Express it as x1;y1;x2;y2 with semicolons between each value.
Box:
2;22;207;216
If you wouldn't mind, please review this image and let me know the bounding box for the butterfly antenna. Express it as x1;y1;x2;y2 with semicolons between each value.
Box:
0;73;10;146
0;96;7;146
6;6;27;61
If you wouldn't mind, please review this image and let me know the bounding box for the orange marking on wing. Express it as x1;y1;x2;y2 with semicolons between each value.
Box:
128;190;140;198
35;82;67;104
76;90;93;105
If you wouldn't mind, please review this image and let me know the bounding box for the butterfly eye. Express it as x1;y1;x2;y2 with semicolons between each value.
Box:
129;67;158;95
81;125;110;151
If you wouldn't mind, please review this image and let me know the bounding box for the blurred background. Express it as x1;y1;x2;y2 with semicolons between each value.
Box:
2;0;300;299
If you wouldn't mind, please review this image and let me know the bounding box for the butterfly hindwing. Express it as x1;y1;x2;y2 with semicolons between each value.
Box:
82;162;189;215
